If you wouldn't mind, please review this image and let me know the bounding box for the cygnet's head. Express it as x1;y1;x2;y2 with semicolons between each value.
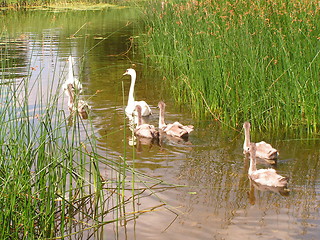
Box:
135;105;142;116
158;101;166;109
123;68;136;76
243;121;251;129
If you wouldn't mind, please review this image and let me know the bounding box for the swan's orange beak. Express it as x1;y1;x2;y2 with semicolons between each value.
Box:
123;70;128;76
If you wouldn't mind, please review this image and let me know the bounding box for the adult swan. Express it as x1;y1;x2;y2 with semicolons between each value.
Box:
123;68;152;117
62;56;83;94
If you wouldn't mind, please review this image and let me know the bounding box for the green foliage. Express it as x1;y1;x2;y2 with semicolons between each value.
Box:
142;0;320;133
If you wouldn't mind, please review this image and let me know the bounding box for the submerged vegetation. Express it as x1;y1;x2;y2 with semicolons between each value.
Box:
142;0;319;132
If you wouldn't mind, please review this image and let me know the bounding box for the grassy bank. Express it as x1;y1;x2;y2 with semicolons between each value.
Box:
141;0;319;132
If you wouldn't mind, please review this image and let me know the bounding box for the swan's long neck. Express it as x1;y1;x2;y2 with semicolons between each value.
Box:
68;56;74;80
244;124;251;152
248;144;257;175
158;103;166;129
248;155;257;175
128;72;136;106
67;84;74;109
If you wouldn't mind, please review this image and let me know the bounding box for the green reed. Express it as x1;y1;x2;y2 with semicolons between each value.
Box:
141;0;319;132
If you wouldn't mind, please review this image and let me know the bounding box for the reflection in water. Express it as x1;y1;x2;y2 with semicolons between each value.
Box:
0;37;29;81
135;135;160;153
159;130;193;147
248;179;290;205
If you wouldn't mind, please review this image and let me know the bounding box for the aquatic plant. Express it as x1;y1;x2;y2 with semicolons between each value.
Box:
142;0;319;133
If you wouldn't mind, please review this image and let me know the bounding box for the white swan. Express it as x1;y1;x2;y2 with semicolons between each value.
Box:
66;83;90;119
158;101;194;139
123;68;152;117
248;142;288;188
134;105;159;139
62;56;83;95
243;121;278;160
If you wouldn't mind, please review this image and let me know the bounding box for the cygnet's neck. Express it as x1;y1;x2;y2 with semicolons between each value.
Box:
67;84;74;109
243;124;251;152
136;106;142;126
158;102;166;129
248;144;257;175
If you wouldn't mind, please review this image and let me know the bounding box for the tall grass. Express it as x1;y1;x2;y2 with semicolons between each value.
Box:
141;0;319;132
0;47;165;238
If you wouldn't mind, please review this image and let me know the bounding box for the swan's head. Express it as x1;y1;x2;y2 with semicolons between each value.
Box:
67;83;74;90
135;105;142;115
66;83;75;97
243;121;251;130
123;68;136;76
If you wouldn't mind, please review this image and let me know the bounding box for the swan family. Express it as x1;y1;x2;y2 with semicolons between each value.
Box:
121;67;289;191
121;67;287;195
122;68;194;141
63;58;288;194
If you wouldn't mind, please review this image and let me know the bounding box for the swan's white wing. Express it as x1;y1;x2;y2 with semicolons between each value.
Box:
135;101;152;116
126;101;152;117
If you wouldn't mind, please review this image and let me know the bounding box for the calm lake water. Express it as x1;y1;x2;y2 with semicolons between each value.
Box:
2;7;320;240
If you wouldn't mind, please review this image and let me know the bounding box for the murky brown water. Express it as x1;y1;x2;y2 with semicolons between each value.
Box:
2;8;320;240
